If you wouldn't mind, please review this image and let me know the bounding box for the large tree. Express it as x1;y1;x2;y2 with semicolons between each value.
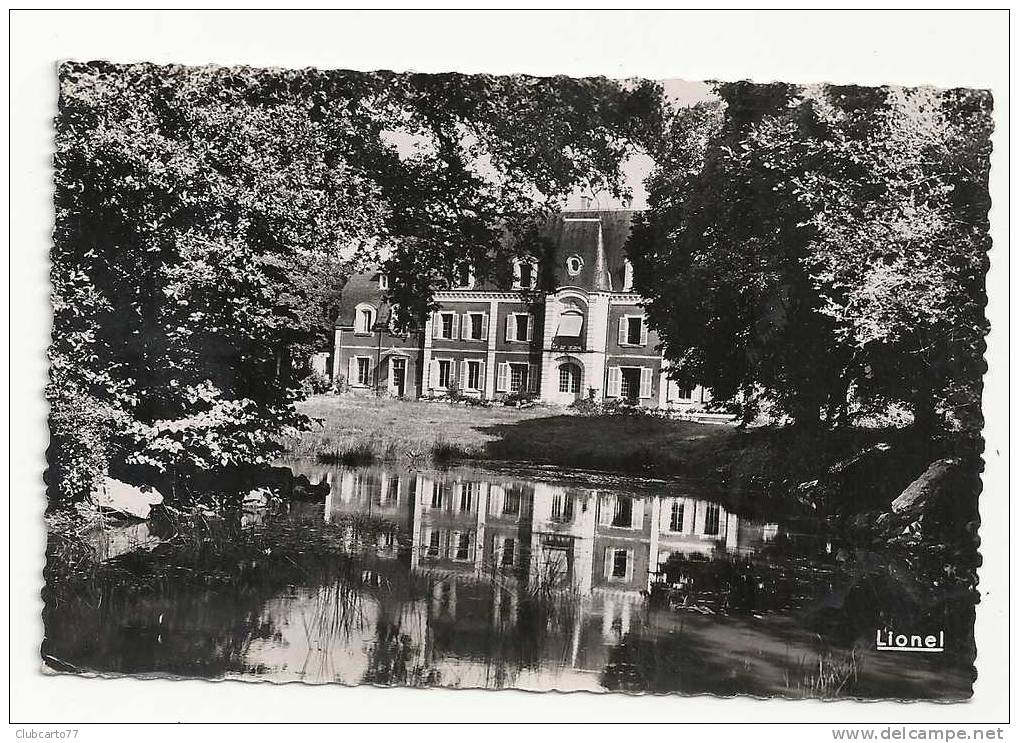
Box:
49;62;660;503
630;82;992;432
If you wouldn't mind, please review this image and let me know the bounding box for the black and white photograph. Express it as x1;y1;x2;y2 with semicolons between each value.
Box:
9;8;1010;732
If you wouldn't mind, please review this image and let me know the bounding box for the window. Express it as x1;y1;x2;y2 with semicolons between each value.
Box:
500;537;516;567
669;500;685;532
497;362;536;394
439;312;455;339
430;481;447;509
554;311;584;344
466;361;481;391
551;492;574;523
612;496;633;528
436;358;452;389
618;315;647;347
378;274;389;290
467;313;484;340
356;307;375;334
356;357;371;386
623;260;634;292
426;530;442;558
611;549;628;579
455;263;475;289
502;490;521;516
514;314;530;342
619;369;641;401
566;254;584;276
453;531;472;561
704;502;721;536
558;363;580;393
460;482;479;512
509;363;528;393
668;381;694;402
626;316;643;345
513;258;538;289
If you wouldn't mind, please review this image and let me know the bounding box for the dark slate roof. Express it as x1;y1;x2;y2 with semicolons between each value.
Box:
336;210;638;326
546;210;635;292
335;272;391;327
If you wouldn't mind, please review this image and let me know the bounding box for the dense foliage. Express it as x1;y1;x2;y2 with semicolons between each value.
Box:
49;62;660;504
630;83;992;432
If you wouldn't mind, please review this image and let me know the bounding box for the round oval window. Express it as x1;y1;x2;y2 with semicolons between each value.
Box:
566;255;584;276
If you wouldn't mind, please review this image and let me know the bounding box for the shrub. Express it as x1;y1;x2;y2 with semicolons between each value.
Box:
502;391;539;408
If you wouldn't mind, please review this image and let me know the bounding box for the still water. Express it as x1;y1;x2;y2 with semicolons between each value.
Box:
44;461;975;699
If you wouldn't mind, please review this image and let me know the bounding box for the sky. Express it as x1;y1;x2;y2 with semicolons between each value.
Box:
564;79;717;212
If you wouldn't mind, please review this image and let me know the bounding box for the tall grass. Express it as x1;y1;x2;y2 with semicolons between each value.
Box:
794;646;861;699
430;438;478;465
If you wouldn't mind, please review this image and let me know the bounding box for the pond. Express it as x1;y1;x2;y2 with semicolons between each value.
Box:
42;461;976;699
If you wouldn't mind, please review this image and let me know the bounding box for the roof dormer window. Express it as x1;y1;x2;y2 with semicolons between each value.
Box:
455;263;476;290
378;274;389;290
512;257;538;290
622;260;634;292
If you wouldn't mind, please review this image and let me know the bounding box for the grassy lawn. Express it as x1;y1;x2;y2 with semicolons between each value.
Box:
286;394;740;478
285;395;937;505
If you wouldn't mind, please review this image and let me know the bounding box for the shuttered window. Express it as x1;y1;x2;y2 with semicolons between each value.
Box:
669;499;685;532
465;360;482;391
437;360;452;389
704;502;721;536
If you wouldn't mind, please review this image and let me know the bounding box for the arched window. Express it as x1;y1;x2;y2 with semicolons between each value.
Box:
354;303;376;335
558;362;581;394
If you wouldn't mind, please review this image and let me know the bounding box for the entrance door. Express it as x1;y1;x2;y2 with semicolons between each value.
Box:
557;362;582;402
392;358;406;397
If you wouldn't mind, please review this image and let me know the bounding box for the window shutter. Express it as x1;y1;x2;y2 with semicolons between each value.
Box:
489;484;504;515
640;318;648;346
451;314;459;340
429;360;438;388
527;364;539;393
460;315;468;340
526;315;534;341
607;367;621;397
347;357;356;385
631;498;645;529
481;314;489;341
496;362;509;392
505;315;513;342
432;313;441;339
368;358;376;386
478;362;486;393
604;547;613;579
598;495;614;526
460;360;468;389
640;367;653;398
618;317;627;345
625;549;634;583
